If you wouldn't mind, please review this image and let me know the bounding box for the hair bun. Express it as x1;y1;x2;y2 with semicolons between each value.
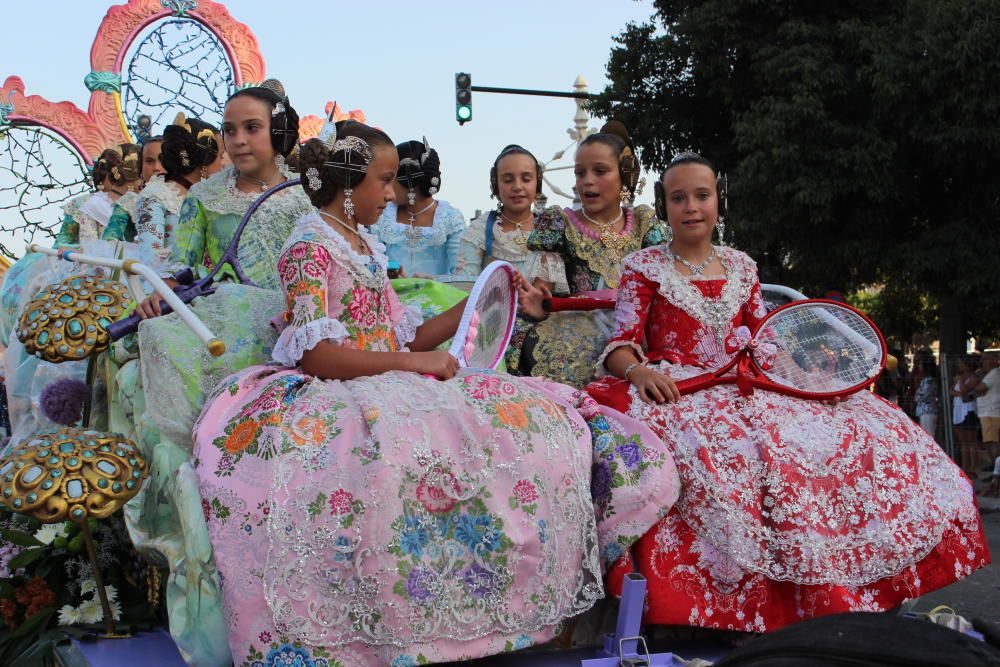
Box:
259;78;287;100
600;120;632;145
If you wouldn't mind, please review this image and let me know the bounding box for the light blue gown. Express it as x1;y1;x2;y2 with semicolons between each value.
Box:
370;200;466;277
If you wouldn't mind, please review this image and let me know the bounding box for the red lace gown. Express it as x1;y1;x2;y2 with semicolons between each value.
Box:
587;245;990;632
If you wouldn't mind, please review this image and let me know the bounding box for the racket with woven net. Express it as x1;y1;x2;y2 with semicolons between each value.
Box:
447;260;518;370
674;299;886;400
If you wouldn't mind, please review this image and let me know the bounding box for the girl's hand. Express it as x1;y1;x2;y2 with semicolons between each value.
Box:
136;293;164;319
415;350;459;379
630;366;680;404
516;275;550;321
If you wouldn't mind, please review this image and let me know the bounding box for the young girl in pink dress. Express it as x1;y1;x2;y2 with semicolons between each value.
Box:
192;121;678;666
587;152;989;632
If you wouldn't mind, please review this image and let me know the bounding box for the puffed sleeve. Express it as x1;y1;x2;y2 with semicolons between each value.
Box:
164;196;207;278
271;241;350;366
594;268;656;376
443;204;467;276
135;197;171;271
455;214;487;277
526;206;568;254
741;280;768;331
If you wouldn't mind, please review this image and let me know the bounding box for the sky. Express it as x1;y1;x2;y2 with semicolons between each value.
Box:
0;0;658;256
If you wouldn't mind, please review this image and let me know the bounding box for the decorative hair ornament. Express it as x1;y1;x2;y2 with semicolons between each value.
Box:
317;103;337;147
173;111;192;133
180;150;191;168
326;135;373;220
305;167;322;191
422;136;440;195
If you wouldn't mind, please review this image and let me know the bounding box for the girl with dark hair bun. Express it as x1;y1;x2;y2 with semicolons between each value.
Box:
133;113;225;272
370;138;466;277
101;137;168;242
509;121;668;387
455;144;567;290
136;79;313;319
54;143;143;246
187;120;675;667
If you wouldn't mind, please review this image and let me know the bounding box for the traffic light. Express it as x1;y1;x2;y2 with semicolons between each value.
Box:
455;72;472;125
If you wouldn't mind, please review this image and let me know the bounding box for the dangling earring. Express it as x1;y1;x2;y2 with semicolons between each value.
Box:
664;224;674;245
619;184;632;206
716;217;726;246
496;198;504;215
274;153;286;175
406;187;417;225
344;188;355;220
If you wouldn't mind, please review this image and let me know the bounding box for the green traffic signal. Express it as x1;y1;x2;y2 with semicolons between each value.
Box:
455;72;472;125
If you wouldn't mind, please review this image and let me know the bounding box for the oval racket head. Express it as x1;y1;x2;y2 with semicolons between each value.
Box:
449;261;518;370
753;299;886;399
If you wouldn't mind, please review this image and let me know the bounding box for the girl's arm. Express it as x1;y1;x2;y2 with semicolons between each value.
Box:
54;214;79;248
301;344;457;380
407;299;466;352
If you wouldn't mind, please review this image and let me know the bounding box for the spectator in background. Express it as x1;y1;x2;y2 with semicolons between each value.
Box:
952;356;981;471
975;351;1000;477
914;356;940;438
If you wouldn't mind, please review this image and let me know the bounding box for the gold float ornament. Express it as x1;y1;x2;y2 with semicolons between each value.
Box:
16;274;131;363
0;428;148;637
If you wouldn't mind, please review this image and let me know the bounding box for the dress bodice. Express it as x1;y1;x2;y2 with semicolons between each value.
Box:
526;205;666;294
165;167;313;290
599;245;767;370
271;212;422;366
370;200;466;276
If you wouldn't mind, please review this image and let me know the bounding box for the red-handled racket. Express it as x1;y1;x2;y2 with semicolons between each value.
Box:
673;299;887;401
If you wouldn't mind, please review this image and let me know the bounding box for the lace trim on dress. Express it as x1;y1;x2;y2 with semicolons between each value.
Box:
624;245;757;336
284;212;389;290
373;200;462;246
272;317;351;366
115;191;140;218
394;304;424;350
140;176;186;215
594;341;648;378
189;166;313;219
79;191;116;227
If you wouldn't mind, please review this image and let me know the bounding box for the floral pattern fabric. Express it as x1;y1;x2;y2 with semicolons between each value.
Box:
508;205;666;388
101;191;139;242
133;176;186;271
192;212;677;665
370;200;466;277
587;244;990;632
165;166;313;289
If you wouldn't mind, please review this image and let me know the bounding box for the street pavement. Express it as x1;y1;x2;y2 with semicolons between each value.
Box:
909;493;1000;625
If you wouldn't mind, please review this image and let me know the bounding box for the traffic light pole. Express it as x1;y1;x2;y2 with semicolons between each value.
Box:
469;85;594;100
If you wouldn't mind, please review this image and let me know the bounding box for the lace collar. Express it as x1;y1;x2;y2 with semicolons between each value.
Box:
624;244;757;333
564;206;635;240
78;191;115;227
115;191;140;218
283;211;389;289
139;176;186;215
373;200;458;245
189;166;313;219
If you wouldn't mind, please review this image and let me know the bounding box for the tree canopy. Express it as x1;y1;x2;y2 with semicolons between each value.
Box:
591;0;1000;351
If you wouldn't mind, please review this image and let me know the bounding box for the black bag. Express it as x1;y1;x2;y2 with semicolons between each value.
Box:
716;612;1000;667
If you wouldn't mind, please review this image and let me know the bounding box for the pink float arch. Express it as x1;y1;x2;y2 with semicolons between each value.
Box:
0;0;266;165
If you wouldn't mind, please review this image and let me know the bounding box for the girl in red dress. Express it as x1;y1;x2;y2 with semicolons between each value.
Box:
587;153;989;632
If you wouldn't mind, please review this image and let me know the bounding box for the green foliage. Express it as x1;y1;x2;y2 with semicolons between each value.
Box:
592;0;1000;350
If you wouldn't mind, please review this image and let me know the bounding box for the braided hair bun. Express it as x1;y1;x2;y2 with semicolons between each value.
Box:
93;143;141;188
160;113;220;178
396;139;441;197
298;121;394;208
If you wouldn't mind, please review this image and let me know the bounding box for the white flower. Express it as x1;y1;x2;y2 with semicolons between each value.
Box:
33;523;69;545
80;578;96;595
57;604;81;626
77;598;104;624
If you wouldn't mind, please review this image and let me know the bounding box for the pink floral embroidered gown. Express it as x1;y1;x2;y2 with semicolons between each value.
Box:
192;212;679;666
587;244;989;632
